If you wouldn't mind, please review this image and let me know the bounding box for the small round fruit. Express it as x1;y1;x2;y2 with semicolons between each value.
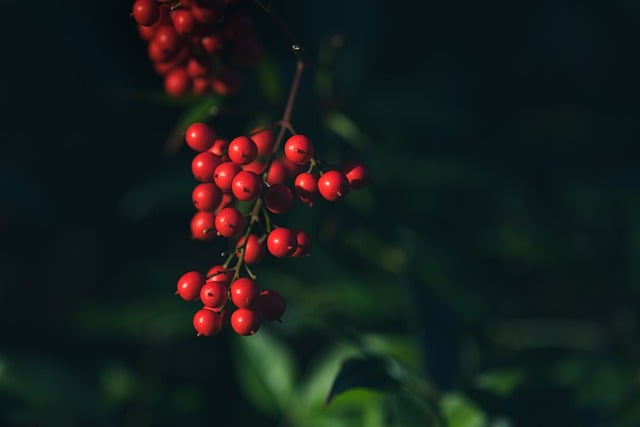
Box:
208;138;229;158
171;9;196;35
206;264;233;286
164;68;192;97
214;162;242;192
230;308;260;335
341;160;370;189
200;281;228;309
190;211;216;240
264;184;294;214
294;172;318;199
236;233;266;264
291;229;311;257
284;135;314;165
227;136;258;165
257;290;286;321
230;278;260;308
192;182;222;211
192;152;222;182
132;0;160;26
266;159;288;185
214;207;245;238
318;170;349;201
231;170;262;201
193;308;223;336
185;122;216;152
176;271;205;301
250;128;275;157
266;228;297;257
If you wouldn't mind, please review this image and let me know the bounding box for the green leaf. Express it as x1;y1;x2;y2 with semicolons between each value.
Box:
257;56;284;104
441;393;487;427
163;94;222;155
325;110;372;151
473;368;525;397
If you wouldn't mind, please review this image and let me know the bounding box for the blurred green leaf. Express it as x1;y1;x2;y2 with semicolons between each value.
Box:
441;393;487;427
325;110;372;151
473;368;525;397
257;56;284;104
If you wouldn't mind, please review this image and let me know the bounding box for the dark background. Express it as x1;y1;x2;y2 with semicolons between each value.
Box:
1;1;640;426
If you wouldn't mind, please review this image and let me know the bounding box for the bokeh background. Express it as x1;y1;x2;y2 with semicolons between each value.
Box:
1;1;640;426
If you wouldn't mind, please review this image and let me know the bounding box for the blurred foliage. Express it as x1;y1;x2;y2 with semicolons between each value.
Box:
1;0;640;426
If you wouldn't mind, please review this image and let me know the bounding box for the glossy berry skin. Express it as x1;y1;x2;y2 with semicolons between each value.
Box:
257;290;286;321
214;162;242;192
214;207;245;238
266;160;288;185
231;308;261;335
227;136;258;165
200;281;228;309
200;33;225;54
185;122;216;152
292;229;312;257
206;264;233;286
171;9;196;36
267;228;298;257
250;128;275;157
341;160;370;189
230;278;260;309
190;211;216;240
294;172;318;199
242;160;267;175
236;233;266;264
192;183;222;211
264;184;294;214
193;308;223;336
177;271;205;301
192;152;222;182
208;138;229;158
164;68;192;97
284;135;314;165
318;170;350;201
153;25;180;55
231;170;262;201
133;0;160;26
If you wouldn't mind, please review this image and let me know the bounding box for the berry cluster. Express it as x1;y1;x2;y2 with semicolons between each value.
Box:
131;0;263;97
175;121;370;336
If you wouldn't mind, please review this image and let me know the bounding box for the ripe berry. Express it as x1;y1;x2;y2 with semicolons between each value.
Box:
193;308;223;336
294;172;318;200
171;9;196;36
284;135;314;165
227;136;258;165
264;184;294;214
214;162;242;192
164;68;192;97
242;160;267;175
200;32;225;54
208;138;229;158
318;170;349;201
192;152;222;182
267;228;298;257
200;281;228;309
132;0;160;26
153;25;181;55
193;77;214;96
231;170;262;201
190;211;216;240
257;290;286;321
250;128;275;157
341;160;370;189
185;122;216;152
214;207;245;238
230;278;260;308
187;56;212;78
236;233;266;264
266;159;288;185
192;183;222;211
191;3;222;24
206;264;233;286
292;229;312;257
176;271;205;301
231;308;261;335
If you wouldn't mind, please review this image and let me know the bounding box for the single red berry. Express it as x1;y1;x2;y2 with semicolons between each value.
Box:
341;160;370;189
230;308;261;335
193;308;223;336
291;229;312;257
190;211;216;240
176;271;205;301
208;138;229;158
200;32;225;54
266;159;288;185
215;207;245;238
148;39;172;62
185;122;216;152
137;23;157;41
231;170;262;201
281;157;305;179
242;159;267;175
153;25;181;55
193;77;214;96
192;152;222;182
267;228;298;257
236;233;266;264
227;136;258;165
132;0;160;26
284;135;315;165
171;9;196;36
187;56;212;78
191;3;222;24
294;172;318;199
214;161;242;192
200;281;228;309
250;128;275;157
192;182;223;211
256;290;286;321
164;68;192;97
318;170;350;201
216;194;235;212
264;184;294;214
230;278;260;309
206;264;233;286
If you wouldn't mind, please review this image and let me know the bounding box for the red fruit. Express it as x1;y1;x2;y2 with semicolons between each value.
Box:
214;207;245;238
214;161;242;192
230;278;260;309
206;264;233;286
318;170;349;201
227;136;258;165
192;152;222;182
242;159;267;175
284;135;314;165
153;25;181;55
291;229;311;257
148;40;172;62
264;184;294;214
171;9;196;36
193;308;223;336
250;128;275;157
132;0;160;26
341;160;370;189
256;290;286;321
200;32;225;54
187;56;212;78
216;193;235;212
267;228;297;257
294;172;318;199
137;24;157;41
185;122;216;152
231;170;262;201
266;159;288;185
190;211;216;240
281;157;305;179
236;233;266;264
231;308;261;335
208;138;229;158
191;3;222;24
193;77;213;96
192;182;222;211
200;281;228;309
176;271;205;301
164;68;192;97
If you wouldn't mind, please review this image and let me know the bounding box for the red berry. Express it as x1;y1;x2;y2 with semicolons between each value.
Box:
206;264;233;286
231;170;262;201
284;135;314;165
242;159;267;175
200;281;228;309
291;229;312;257
230;278;260;309
208;138;229;158
171;9;196;36
264;184;294;214
153;25;181;55
191;3;222;24
267;228;297;257
190;211;216;240
231;308;261;335
294;172;318;199
281;157;305;179
193;308;223;336
193;77;214;96
227;136;258;165
187;56;212;78
200;32;225;54
266;159;288;185
256;290;286;321
185;122;216;152
192;152;222;182
214;207;245;238
132;0;160;26
341;160;370;189
214;161;242;192
216;194;235;212
164;68;192;97
236;233;266;264
192;182;223;211
250;128;275;157
176;271;205;301
318;170;349;201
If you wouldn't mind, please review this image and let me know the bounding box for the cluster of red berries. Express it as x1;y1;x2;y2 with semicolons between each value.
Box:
131;0;263;97
175;121;370;336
